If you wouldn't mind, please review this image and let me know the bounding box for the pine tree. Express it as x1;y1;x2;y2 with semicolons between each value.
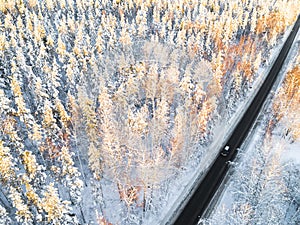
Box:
0;141;15;184
40;183;71;223
10;187;33;224
0;205;11;224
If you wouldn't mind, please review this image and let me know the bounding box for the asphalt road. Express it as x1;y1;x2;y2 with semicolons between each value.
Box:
173;15;300;225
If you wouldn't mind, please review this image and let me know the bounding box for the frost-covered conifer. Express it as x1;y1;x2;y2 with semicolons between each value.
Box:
0;205;11;224
0;141;15;183
40;183;72;223
10;187;33;224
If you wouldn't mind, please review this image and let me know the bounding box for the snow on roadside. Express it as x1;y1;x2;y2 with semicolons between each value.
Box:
282;142;300;164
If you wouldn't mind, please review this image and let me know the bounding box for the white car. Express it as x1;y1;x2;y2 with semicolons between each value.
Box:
221;145;230;156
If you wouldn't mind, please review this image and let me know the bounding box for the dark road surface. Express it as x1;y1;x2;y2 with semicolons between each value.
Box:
173;15;300;225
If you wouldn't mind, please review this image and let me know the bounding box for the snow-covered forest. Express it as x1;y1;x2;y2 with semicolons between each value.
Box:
0;0;299;224
202;34;300;225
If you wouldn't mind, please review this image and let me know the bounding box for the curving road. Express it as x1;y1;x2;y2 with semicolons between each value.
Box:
173;15;300;225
